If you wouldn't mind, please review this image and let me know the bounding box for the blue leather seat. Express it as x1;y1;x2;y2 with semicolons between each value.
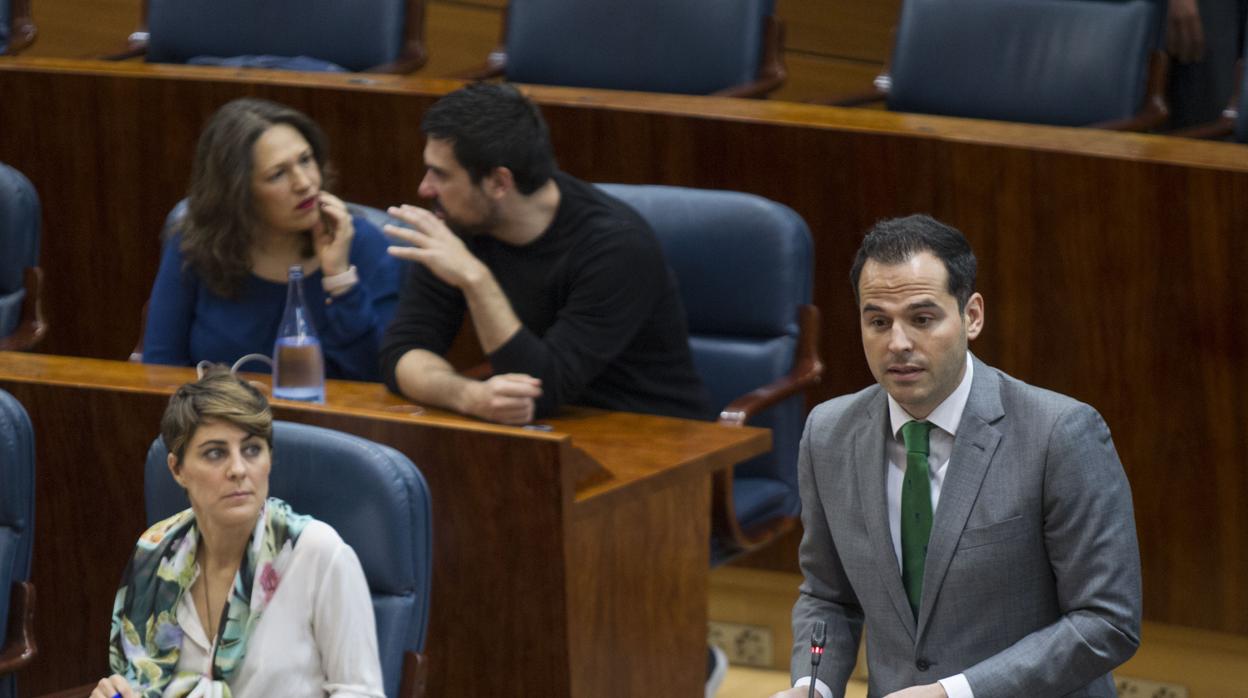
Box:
0;389;37;698
0;0;35;55
145;421;433;697
117;0;426;73
0;162;46;352
596;184;822;563
883;0;1167;128
469;0;785;97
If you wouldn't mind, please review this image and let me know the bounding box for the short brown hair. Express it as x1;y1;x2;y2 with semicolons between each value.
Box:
179;98;337;298
161;367;273;462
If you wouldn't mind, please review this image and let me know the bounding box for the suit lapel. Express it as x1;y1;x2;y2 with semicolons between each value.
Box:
916;357;1004;638
855;389;918;641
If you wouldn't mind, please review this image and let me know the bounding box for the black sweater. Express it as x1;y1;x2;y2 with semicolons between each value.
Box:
380;172;710;420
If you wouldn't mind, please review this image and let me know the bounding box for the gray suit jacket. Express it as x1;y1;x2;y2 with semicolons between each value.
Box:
790;356;1141;697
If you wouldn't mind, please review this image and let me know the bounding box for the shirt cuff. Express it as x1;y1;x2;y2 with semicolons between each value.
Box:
793;676;833;698
938;673;974;698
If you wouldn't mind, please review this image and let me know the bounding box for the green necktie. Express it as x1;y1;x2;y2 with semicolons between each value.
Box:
900;420;933;618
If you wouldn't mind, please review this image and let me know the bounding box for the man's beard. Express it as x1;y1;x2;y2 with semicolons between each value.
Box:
432;198;499;239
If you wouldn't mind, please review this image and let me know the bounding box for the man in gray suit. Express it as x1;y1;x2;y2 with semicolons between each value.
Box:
771;216;1141;698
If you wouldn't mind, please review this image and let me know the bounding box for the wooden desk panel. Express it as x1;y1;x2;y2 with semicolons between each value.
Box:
0;352;768;697
1;59;1246;637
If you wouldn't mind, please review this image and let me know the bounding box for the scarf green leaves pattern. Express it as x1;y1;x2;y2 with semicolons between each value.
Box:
109;498;309;698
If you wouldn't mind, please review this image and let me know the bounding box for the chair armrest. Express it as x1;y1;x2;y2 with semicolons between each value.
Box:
0;267;48;352
710;305;823;560
812;84;888;108
717;304;824;427
364;44;429;74
447;52;507;81
1092;51;1169;132
1170;117;1236;139
399;650;428;698
0;581;37;674
99;29;150;61
712;74;786;99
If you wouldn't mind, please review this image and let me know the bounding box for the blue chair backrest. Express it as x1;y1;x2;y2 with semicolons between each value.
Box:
596;184;812;522
0;163;40;339
504;0;773;94
145;421;432;698
0;389;35;698
888;0;1163;126
0;1;10;54
146;0;407;71
1237;45;1248;142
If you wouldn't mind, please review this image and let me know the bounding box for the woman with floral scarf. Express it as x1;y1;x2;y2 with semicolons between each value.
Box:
90;369;383;697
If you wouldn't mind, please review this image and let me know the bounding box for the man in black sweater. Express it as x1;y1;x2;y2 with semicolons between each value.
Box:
380;84;709;425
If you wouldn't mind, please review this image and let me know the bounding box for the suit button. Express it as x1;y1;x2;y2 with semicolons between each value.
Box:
916;659;931;671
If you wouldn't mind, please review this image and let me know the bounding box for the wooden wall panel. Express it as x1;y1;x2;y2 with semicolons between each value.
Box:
780;0;901;64
1;61;1247;639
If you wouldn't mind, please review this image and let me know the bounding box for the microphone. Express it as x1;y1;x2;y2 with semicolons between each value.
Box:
808;620;826;698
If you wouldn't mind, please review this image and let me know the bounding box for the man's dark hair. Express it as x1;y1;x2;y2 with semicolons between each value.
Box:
421;83;556;195
849;214;978;310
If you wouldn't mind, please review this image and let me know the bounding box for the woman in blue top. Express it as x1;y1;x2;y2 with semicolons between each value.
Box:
142;98;400;381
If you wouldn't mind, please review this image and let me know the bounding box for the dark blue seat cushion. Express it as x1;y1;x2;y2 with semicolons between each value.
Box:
888;0;1162;126
504;0;773;94
146;0;406;72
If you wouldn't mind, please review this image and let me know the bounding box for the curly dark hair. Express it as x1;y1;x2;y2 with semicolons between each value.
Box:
177;98;337;298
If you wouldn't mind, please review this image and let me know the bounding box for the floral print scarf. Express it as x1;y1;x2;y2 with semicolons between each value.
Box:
109;498;309;698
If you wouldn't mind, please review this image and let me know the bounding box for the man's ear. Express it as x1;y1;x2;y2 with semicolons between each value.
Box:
483;166;515;199
167;452;186;487
964;292;985;340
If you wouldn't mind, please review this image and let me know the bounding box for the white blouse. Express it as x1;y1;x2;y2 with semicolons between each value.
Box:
172;521;385;698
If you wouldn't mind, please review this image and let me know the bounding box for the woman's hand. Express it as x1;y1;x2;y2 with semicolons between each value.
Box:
89;674;136;698
313;191;355;277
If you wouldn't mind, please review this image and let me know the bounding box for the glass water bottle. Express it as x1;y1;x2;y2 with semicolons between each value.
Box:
272;265;326;403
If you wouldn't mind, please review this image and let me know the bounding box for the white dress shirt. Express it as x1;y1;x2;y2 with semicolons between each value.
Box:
173;521;385;697
798;354;976;698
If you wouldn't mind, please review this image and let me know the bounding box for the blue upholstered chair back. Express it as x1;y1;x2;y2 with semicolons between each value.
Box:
887;0;1164;126
1237;50;1248;142
596;184;812;527
0;1;10;54
0;163;40;340
146;0;408;71
0;389;35;698
145;421;432;698
504;0;773;94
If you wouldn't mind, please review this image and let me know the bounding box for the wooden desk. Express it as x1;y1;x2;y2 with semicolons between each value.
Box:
1;58;1246;638
0;352;769;697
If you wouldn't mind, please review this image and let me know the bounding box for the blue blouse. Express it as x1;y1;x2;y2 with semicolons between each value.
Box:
142;216;401;381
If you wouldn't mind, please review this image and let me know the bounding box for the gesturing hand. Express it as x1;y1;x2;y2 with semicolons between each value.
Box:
312;191;355;277
384;204;489;290
465;373;543;425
